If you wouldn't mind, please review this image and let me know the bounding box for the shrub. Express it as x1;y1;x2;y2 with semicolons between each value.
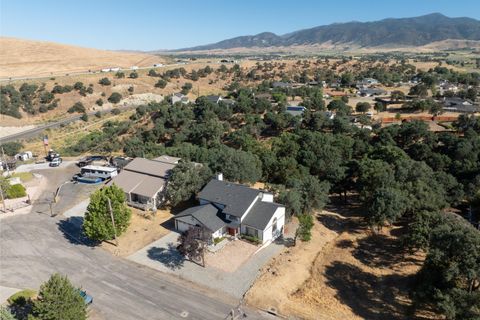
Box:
108;92;122;104
155;79;167;88
213;237;225;245
96;98;103;106
242;234;261;245
6;184;27;199
129;71;138;79
0;142;23;156
98;77;111;86
95;111;102;118
115;71;125;79
80;114;89;122
68;102;86;113
111;108;121;115
7;289;37;305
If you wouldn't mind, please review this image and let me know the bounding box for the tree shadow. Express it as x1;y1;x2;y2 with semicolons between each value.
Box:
352;234;423;271
336;239;354;249
325;261;417;320
57;217;99;247
147;243;185;270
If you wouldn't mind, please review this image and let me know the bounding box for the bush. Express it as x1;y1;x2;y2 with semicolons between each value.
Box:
0;142;23;156
95;111;102;118
129;71;138;79
213;237;225;245
7;289;37;305
155;79;167;88
96;98;103;106
242;234;261;245
6;184;27;199
115;71;125;79
80;114;89;122
108;92;122;104
98;77;111;86
68;102;86;113
111;108;121;115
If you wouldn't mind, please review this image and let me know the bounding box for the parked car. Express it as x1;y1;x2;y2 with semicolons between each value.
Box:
49;157;62;167
79;290;93;306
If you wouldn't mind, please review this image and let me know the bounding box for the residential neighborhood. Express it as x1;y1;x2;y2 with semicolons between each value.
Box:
1;2;480;320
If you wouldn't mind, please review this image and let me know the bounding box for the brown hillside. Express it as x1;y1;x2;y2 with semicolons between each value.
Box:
0;37;164;79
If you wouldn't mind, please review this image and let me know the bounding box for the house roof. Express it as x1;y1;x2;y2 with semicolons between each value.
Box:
175;204;228;232
206;95;222;103
242;201;283;230
107;169;166;198
198;179;260;218
153;155;181;165
124;158;175;178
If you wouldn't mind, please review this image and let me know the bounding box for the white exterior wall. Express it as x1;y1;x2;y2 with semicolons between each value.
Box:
212;227;226;238
260;207;286;244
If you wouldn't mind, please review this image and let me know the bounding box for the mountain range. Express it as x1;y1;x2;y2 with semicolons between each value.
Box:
178;13;480;51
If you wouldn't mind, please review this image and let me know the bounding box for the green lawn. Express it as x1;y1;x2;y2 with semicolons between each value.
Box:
11;172;34;182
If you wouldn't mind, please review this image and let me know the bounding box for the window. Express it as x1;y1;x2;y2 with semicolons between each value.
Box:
246;226;258;237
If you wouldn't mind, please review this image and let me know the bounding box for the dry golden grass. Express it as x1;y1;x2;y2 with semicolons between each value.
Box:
0;37;165;78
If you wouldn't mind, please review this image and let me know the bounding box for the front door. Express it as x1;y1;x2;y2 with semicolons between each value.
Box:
227;227;237;236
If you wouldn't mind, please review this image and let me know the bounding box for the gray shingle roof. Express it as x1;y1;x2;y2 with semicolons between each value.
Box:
198;179;260;218
124;158;175;178
175;204;227;232
242;201;283;230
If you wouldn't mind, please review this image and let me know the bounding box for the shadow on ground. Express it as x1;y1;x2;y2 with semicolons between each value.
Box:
352;233;423;270
325;261;416;320
147;243;185;270
57;217;98;247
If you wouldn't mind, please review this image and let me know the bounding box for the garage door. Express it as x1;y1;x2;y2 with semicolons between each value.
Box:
176;220;192;233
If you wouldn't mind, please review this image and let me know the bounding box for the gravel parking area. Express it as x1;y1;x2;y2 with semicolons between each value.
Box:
128;232;284;299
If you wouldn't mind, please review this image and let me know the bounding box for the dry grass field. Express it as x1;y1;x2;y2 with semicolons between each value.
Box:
0;37;165;79
246;202;430;320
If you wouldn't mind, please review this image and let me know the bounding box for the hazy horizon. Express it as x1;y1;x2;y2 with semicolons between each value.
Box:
1;0;480;51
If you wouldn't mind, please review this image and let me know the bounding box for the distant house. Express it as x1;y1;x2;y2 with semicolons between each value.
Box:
174;176;285;245
358;88;387;97
272;81;293;89
107;156;179;211
219;98;235;107
205;95;223;104
440;97;480;113
286;106;306;117
438;81;459;95
172;93;190;105
358;78;379;87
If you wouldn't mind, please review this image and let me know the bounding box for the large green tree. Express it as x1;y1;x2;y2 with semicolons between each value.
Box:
83;184;131;241
32;273;86;320
166;162;212;207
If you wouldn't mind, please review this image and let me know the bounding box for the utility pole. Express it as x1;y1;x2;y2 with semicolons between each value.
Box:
0;183;6;213
1;147;10;177
107;197;118;246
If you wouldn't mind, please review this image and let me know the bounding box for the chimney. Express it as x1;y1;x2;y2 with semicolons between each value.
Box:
216;173;223;181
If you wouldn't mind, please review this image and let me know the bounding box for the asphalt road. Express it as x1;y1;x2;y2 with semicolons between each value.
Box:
0;165;268;319
0;104;138;144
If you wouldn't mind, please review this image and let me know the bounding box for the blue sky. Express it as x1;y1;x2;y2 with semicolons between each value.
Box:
1;0;479;51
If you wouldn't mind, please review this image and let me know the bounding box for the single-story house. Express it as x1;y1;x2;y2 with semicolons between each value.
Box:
205;95;223;104
107;156;178;211
358;87;387;97
174;176;285;245
172;93;190;105
440;97;479;113
286;106;306;117
272;81;293;89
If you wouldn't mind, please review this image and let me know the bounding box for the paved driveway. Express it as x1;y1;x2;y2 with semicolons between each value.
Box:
128;232;285;299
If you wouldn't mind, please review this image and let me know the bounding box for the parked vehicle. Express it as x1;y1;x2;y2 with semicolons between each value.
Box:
46;150;60;162
49;157;62;167
79;290;93;305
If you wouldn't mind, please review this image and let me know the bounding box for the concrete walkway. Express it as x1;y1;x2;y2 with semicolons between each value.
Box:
128;232;284;299
63;198;89;218
0;286;20;304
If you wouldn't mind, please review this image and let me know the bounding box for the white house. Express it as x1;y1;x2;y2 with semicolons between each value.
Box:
174;176;285;245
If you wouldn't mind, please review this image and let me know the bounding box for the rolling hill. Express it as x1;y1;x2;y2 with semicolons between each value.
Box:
0;37;165;79
177;13;480;51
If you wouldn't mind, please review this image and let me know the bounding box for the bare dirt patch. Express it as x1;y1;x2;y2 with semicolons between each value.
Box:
101;208;173;257
246;206;426;320
205;240;257;272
